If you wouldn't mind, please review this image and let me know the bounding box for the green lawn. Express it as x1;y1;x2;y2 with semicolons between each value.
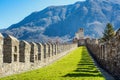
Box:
0;46;105;80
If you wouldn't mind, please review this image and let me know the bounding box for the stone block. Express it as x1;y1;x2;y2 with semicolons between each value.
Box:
19;41;31;63
55;43;58;55
30;42;38;63
36;43;43;61
52;43;56;56
3;34;19;63
42;43;48;60
47;43;52;57
0;33;3;63
0;33;3;76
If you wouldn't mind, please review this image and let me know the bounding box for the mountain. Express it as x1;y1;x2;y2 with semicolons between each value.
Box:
3;0;120;42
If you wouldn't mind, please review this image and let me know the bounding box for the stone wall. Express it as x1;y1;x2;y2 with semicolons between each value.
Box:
0;33;77;77
86;29;120;79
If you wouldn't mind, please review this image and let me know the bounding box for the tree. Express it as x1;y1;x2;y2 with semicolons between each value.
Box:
102;23;115;42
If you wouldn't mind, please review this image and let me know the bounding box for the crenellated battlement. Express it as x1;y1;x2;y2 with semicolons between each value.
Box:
0;33;77;77
86;28;120;79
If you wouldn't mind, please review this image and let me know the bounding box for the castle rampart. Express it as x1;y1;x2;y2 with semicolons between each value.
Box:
0;33;77;77
86;29;120;79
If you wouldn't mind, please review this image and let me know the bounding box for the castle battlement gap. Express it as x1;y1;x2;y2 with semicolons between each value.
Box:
86;29;120;80
0;33;77;77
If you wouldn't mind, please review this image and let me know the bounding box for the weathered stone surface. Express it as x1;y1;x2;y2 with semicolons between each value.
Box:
48;43;50;57
36;43;43;62
19;41;31;71
0;33;77;77
2;34;19;76
42;43;49;62
55;43;58;55
19;41;31;62
3;34;19;63
30;42;38;63
86;29;120;79
52;43;56;56
0;33;3;76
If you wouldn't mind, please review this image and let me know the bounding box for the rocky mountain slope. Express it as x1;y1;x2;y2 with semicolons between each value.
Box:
2;0;120;42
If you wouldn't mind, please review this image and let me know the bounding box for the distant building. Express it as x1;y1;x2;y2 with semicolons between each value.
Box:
75;28;84;39
73;28;85;46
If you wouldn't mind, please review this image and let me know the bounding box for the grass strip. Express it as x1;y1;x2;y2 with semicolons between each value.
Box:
0;46;105;80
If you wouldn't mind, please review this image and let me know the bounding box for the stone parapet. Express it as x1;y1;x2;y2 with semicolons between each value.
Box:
86;29;120;79
0;33;3;76
0;33;77;78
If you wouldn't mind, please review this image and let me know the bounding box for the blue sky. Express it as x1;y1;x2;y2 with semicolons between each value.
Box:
0;0;85;29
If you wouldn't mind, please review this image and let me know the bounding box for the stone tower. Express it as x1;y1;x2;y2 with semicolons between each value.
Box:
73;28;85;46
75;28;84;40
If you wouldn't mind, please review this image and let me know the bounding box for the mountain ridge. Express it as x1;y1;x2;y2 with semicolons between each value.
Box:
2;0;120;42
